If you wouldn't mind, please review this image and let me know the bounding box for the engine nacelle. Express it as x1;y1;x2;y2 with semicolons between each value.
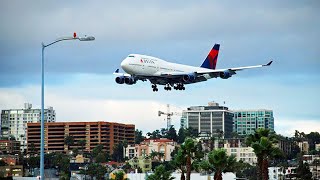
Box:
124;76;136;85
115;76;125;84
219;70;232;79
182;73;196;83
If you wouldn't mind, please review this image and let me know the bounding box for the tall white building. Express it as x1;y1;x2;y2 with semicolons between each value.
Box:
0;103;56;152
181;101;234;138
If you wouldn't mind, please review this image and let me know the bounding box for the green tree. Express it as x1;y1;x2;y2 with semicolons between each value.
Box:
29;142;36;156
95;153;108;163
112;142;124;162
166;126;178;141
71;148;79;157
64;135;74;153
306;131;320;151
84;163;107;180
135;129;145;144
177;128;186;144
28;156;40;172
147;164;175;180
173;149;186;180
123;139;128;160
52;152;70;174
78;139;86;153
185;127;198;138
0;160;7;166
296;160;312;179
92;144;104;158
147;130;162;139
183;138;198;180
232;161;257;180
150;150;158;161
206;148;236;180
246;129;282;180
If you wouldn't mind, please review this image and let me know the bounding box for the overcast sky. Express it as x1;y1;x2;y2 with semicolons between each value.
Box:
0;1;319;136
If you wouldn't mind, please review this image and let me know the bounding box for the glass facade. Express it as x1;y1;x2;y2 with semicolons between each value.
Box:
233;110;274;135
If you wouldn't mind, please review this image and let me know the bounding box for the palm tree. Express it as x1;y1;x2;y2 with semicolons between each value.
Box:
204;148;236;180
183;138;197;180
173;149;186;180
150;151;158;161
64;135;74;153
246;128;281;180
78;139;86;153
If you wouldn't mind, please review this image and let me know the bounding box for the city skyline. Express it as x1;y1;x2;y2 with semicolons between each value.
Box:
0;1;319;137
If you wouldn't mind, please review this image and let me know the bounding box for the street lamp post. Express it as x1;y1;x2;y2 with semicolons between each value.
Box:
40;33;94;180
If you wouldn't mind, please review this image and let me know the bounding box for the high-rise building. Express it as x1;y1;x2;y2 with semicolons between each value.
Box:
233;110;274;135
27;121;135;155
181;101;234;138
0;103;55;152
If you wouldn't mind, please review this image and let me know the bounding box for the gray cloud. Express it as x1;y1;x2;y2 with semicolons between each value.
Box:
0;1;319;86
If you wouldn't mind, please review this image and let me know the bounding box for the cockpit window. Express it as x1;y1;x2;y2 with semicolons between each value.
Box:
128;55;135;57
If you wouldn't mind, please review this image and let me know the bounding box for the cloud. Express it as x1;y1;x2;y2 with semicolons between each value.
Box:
275;119;320;137
0;0;319;81
0;73;319;136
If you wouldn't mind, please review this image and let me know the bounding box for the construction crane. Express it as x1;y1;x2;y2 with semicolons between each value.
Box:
158;104;181;130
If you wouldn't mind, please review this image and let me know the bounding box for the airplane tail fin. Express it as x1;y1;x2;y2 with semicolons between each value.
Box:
200;44;220;69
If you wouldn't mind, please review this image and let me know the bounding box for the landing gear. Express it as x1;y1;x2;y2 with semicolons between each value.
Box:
174;83;185;90
152;84;158;92
164;84;172;91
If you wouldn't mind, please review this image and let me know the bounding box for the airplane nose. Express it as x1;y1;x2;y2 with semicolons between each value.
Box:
121;58;129;72
121;59;127;68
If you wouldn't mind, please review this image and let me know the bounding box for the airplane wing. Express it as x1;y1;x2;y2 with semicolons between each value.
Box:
196;60;273;75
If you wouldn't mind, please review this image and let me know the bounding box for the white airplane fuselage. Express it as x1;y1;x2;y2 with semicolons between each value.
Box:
121;54;208;77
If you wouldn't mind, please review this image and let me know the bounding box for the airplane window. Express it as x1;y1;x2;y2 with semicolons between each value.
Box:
128;55;135;58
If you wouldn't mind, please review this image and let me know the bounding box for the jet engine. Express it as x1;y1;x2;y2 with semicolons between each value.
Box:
219;70;232;79
182;73;196;82
115;76;125;84
124;76;136;85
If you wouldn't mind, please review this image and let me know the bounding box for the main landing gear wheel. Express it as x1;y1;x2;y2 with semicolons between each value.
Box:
174;84;185;90
152;84;158;92
164;84;172;91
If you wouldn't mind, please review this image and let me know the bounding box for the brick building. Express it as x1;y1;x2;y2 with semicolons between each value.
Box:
27;121;135;155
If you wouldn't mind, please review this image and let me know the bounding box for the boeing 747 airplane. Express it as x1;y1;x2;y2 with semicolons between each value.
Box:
114;44;272;91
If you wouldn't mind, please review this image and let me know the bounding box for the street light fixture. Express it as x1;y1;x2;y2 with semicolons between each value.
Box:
40;33;94;180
